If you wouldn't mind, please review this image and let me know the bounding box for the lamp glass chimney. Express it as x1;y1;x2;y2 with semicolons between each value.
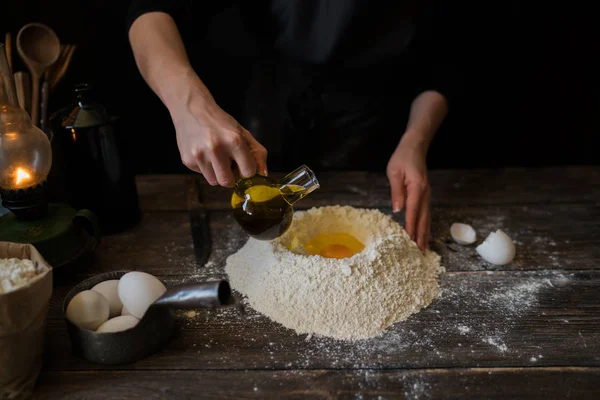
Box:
0;43;52;191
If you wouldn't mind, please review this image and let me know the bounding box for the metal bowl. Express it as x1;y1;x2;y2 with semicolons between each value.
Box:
62;270;233;364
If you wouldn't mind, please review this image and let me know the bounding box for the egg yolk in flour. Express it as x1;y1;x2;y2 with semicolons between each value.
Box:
304;232;365;259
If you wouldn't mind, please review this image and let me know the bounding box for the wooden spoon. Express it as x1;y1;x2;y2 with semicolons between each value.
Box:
46;44;77;91
13;71;31;115
4;32;12;72
16;23;60;127
40;80;50;133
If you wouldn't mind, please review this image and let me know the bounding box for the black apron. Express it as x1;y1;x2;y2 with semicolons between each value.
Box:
241;55;420;173
235;0;428;172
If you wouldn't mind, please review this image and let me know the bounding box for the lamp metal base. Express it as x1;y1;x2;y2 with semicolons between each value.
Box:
0;203;100;268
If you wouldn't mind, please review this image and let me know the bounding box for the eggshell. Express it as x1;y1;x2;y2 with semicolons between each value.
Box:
118;271;167;319
66;290;110;330
476;229;516;265
450;223;477;245
96;315;140;333
121;306;132;316
91;280;123;318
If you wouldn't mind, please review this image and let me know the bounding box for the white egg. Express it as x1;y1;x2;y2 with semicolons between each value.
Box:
121;306;132;316
91;280;123;318
96;315;140;333
476;229;516;265
118;271;167;319
450;223;477;245
66;290;110;330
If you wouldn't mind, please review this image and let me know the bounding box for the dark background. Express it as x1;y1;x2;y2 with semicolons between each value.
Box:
2;1;598;174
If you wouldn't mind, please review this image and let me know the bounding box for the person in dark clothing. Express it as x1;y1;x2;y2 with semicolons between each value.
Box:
127;1;461;251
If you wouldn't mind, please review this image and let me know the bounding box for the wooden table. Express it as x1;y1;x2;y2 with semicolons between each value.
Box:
33;167;600;399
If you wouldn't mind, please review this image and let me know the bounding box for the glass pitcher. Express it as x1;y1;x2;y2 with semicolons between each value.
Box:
231;165;319;240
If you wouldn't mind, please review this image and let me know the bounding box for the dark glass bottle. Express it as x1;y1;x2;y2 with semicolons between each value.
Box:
49;83;140;234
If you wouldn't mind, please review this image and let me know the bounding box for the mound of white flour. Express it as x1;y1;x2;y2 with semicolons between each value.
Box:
225;205;444;340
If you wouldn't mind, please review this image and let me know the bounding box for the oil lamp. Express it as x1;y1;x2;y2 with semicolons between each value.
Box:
0;44;99;267
0;84;52;219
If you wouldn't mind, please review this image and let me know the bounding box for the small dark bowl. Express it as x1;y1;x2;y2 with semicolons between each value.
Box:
62;270;174;365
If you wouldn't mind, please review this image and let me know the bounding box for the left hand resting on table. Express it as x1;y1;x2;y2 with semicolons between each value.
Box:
386;137;431;253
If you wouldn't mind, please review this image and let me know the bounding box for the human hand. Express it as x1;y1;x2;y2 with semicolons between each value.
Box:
170;87;268;187
386;137;431;252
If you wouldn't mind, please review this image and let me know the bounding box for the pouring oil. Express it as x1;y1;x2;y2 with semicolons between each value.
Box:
231;165;319;241
231;176;293;240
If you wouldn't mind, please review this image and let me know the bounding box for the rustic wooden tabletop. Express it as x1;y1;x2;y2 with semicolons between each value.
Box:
33;167;599;399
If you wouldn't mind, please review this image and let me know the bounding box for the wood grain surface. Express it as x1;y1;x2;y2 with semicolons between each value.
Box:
198;167;600;210
34;368;600;400
33;167;600;399
43;271;600;371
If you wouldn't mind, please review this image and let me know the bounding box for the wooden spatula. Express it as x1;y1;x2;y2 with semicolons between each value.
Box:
4;32;12;72
46;44;77;91
13;71;32;116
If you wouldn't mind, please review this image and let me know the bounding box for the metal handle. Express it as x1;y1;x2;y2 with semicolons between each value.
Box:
153;280;235;309
74;208;101;245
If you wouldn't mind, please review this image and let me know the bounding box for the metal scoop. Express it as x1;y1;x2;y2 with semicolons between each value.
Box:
62;271;236;365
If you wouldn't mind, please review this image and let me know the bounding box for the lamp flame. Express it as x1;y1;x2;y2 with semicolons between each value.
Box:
15;168;32;186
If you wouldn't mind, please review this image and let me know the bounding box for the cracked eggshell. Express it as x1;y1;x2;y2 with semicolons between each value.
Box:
450;223;477;245
476;229;516;265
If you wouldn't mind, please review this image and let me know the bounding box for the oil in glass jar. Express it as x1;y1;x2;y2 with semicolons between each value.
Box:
231;165;319;240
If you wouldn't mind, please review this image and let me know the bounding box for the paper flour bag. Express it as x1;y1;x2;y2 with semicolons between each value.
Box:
0;242;52;400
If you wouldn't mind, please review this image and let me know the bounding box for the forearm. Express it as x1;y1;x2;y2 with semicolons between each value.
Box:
400;90;448;150
128;12;215;114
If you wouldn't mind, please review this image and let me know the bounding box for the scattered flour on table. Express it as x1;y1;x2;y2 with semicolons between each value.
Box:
176;272;569;369
488;281;546;314
168;205;571;367
403;378;432;400
458;325;471;335
225;205;444;340
482;337;508;353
